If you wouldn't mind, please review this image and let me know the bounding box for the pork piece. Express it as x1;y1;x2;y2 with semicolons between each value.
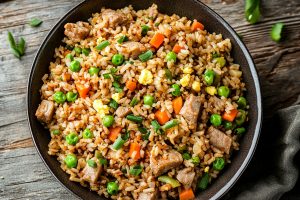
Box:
176;167;195;189
82;158;102;183
35;100;55;123
102;9;128;28
150;149;183;177
115;106;131;118
120;41;146;59
138;191;157;200
64;21;90;43
207;126;232;154
179;94;201;130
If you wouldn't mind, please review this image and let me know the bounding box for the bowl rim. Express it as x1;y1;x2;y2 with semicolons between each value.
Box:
27;0;262;199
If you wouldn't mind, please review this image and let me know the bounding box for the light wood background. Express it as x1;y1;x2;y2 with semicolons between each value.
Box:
0;0;299;199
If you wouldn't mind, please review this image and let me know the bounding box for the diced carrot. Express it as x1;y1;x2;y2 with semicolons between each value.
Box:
173;44;184;54
191;20;204;32
180;188;195;200
129;142;141;160
108;126;122;142
126;79;137;92
172;96;183;115
155;110;170;125
76;83;90;98
150;33;165;48
222;109;238;122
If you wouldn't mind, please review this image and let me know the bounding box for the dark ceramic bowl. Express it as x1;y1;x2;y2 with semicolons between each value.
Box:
27;0;262;199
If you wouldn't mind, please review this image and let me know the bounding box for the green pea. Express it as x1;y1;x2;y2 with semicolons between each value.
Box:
107;182;119;195
53;91;66;104
51;129;60;135
210;114;222;126
69;60;81;72
141;25;150;36
74;47;82;54
166;51;177;62
223;121;234;130
64;154;78;168
102;115;114;127
88;67;100;76
143;95;155;106
235;110;247;126
82;48;91;56
87;159;97;168
65;53;74;61
237;97;247;109
171;84;181;96
235;127;246;135
66;91;78;102
112;54;124;66
83;128;93;139
213;157;225;171
191;156;200;166
214;57;226;67
182;153;191;160
218;86;230;98
66;132;79;145
204;69;215;85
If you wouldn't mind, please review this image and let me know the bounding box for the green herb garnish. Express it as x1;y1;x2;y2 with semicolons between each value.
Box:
245;0;261;24
7;32;26;59
270;22;284;42
29;18;43;27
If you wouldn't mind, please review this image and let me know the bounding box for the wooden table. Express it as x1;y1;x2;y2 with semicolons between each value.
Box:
0;0;299;199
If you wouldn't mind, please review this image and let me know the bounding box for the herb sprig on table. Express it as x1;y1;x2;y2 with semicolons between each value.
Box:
244;0;284;42
7;32;26;59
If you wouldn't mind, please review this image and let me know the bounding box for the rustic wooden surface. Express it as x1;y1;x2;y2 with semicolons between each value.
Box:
0;0;299;199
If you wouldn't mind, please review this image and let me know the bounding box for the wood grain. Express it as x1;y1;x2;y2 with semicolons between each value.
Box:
0;0;299;199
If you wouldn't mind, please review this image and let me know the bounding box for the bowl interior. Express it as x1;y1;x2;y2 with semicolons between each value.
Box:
27;0;261;199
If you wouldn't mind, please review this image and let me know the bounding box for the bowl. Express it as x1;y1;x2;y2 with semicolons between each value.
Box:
27;0;262;199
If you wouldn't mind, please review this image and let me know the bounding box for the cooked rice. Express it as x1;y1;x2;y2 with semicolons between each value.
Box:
36;4;248;200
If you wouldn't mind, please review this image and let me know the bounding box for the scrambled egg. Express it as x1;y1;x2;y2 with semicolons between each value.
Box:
204;166;210;173
96;37;104;44
138;69;153;85
111;92;124;103
205;86;217;95
192;81;201;92
93;99;109;117
182;66;194;74
180;74;190;87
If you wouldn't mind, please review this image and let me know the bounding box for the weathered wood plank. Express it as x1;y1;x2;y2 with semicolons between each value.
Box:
0;0;299;199
0;148;75;200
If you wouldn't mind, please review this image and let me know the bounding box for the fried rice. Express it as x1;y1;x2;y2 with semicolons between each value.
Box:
35;4;249;200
